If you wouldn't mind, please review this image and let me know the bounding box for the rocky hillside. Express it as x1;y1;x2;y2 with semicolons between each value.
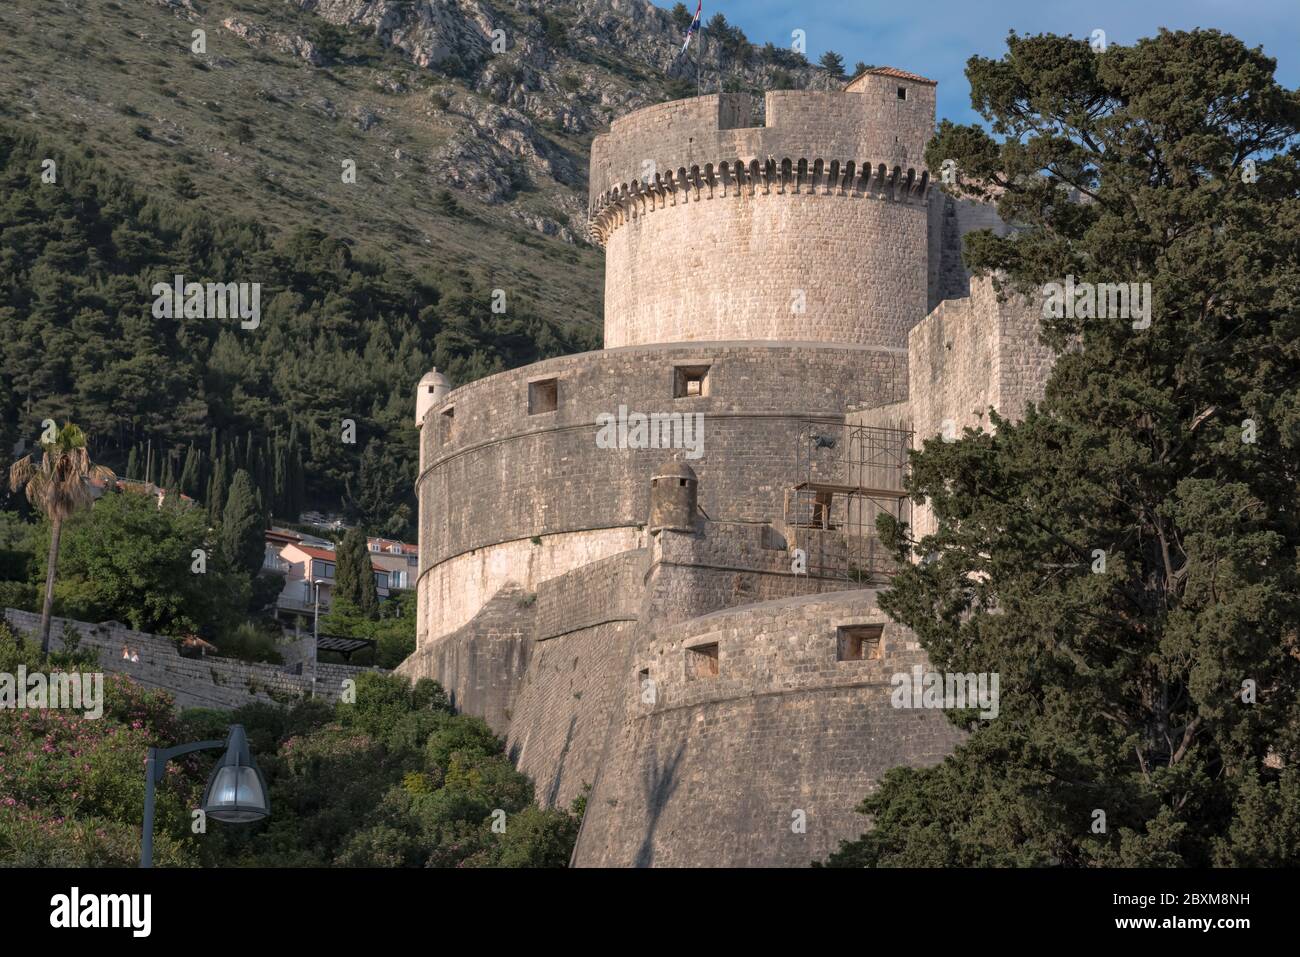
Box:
0;0;837;340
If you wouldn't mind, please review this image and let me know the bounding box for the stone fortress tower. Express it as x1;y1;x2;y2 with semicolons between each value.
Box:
399;68;1055;866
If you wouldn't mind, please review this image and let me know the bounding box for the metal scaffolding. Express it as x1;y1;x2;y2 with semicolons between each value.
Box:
783;420;912;582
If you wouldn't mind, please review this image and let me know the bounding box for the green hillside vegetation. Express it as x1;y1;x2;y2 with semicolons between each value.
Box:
0;126;595;535
0;0;606;339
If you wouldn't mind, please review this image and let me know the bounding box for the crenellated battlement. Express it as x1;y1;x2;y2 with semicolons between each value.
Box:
589;84;936;210
589;157;930;246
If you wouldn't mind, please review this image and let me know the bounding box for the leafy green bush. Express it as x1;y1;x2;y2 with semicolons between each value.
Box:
195;672;581;867
215;622;283;665
0;581;36;613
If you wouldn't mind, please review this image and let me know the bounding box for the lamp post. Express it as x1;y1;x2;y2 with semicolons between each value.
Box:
311;578;326;698
140;724;269;868
312;578;326;643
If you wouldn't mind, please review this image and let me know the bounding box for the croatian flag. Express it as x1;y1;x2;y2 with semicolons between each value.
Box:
680;1;702;55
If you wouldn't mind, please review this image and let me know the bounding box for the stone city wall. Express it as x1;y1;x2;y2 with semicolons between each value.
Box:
416;342;906;645
904;276;1053;537
3;609;376;711
573;590;967;867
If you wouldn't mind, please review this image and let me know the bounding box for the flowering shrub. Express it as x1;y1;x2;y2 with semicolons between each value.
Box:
0;639;204;866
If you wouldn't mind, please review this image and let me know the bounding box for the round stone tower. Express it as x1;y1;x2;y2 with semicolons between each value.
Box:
648;461;698;533
588;70;937;349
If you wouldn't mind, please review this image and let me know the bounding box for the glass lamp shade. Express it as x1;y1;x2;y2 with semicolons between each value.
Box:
201;725;270;823
203;766;269;823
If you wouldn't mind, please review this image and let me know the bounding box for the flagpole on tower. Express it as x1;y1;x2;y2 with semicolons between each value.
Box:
678;1;702;98
696;9;702;98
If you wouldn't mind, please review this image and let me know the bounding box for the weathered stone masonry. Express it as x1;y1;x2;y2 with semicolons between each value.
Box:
402;67;1053;866
3;609;377;710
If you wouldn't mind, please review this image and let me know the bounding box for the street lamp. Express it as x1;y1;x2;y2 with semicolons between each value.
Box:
312;578;327;642
140;724;269;868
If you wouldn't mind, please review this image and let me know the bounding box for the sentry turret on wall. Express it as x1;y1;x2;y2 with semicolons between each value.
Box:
648;461;698;534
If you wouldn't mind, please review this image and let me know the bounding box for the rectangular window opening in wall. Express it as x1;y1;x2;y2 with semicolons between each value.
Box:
674;364;711;398
528;377;559;414
897;86;907;100
687;642;719;679
837;624;883;661
440;406;454;443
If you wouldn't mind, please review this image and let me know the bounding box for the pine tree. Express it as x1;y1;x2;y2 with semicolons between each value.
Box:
819;51;845;76
827;30;1300;868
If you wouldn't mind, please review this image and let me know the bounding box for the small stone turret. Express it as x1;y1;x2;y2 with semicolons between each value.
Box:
649;461;698;533
415;368;451;427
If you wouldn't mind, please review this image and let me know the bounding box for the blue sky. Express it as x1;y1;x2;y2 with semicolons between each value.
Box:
653;0;1300;125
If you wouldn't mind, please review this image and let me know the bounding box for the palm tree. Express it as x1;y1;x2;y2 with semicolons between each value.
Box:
8;423;114;655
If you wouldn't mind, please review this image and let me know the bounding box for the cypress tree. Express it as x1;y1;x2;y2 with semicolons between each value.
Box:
179;443;200;497
218;469;265;577
273;435;287;519
333;527;379;618
125;445;139;480
205;430;219;493
261;433;275;517
287;422;305;520
159;451;176;490
207;455;228;527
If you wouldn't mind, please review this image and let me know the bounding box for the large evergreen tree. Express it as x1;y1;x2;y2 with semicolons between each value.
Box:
818;51;845;76
206;455;228;528
178;443;200;498
218;469;264;578
333;527;379;619
828;30;1300;867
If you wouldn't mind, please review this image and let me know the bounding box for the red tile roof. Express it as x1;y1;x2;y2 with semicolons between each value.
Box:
279;542;410;572
367;537;418;555
295;544;339;562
